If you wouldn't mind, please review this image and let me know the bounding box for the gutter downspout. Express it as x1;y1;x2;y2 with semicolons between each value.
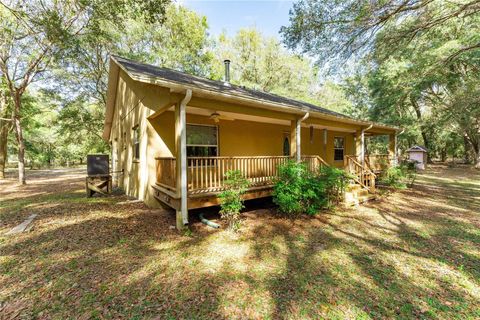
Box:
296;112;310;162
178;89;192;228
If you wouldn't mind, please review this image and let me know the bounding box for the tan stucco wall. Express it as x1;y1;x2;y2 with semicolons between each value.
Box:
110;70;172;207
150;112;355;165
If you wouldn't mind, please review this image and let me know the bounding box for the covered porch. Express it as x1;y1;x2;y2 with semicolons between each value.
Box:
148;89;399;228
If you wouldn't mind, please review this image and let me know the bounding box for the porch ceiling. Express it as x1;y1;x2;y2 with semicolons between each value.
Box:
182;106;358;133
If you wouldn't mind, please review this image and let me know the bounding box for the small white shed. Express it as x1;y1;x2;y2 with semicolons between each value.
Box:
407;145;428;170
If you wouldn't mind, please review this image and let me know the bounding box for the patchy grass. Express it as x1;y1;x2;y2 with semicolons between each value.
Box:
1;165;479;319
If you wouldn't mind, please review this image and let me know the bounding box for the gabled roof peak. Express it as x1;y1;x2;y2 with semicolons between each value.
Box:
407;145;428;152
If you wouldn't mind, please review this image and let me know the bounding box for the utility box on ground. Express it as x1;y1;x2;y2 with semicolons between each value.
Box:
86;154;111;197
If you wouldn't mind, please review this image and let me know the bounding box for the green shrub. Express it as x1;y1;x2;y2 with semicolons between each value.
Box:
272;161;348;217
218;170;250;231
381;166;407;188
318;165;350;206
272;161;306;216
401;161;417;187
380;162;417;188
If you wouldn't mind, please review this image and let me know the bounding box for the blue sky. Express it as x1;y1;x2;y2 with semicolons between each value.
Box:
181;0;294;38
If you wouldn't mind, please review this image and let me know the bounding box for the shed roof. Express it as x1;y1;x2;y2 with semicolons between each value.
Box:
407;145;428;152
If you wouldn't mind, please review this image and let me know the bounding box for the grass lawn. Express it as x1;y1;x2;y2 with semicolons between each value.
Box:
1;165;479;319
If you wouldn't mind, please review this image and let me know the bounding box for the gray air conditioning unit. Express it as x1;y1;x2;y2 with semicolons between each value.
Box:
87;154;109;176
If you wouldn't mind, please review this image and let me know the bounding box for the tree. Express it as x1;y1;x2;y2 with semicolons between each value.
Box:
281;0;480;67
45;4;213;166
56;96;109;158
0;78;11;178
61;4;212;108
284;0;480;166
212;28;325;104
0;0;170;184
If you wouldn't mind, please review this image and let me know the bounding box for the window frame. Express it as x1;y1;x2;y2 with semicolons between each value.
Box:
186;123;219;158
333;136;345;161
133;125;140;161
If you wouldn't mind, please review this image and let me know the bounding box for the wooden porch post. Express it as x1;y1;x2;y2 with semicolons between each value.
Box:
291;113;309;162
290;120;297;160
356;129;365;164
322;129;327;159
355;130;365;164
389;133;396;166
296;118;302;162
175;90;192;230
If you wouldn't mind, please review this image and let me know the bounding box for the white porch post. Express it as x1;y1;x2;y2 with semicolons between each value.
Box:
291;113;309;163
175;90;192;230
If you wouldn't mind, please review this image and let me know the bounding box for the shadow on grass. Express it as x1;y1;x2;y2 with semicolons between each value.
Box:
1;166;479;319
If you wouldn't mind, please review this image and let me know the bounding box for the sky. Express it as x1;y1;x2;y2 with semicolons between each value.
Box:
181;0;295;38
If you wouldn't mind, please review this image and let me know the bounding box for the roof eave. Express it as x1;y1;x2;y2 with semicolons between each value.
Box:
110;56;399;133
103;59;120;141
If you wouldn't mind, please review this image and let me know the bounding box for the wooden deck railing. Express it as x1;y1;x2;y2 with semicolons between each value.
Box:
188;156;290;193
155;155;328;194
345;155;376;193
155;157;176;190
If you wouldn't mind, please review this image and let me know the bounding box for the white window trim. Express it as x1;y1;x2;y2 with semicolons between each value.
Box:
133;125;140;161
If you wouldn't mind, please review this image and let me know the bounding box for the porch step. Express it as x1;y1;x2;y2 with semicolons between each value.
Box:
344;183;376;206
345;193;376;206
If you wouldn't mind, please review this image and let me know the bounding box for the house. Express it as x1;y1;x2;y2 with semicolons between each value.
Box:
103;56;400;229
407;145;428;170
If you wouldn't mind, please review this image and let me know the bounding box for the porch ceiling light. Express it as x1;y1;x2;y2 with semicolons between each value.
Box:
209;111;234;123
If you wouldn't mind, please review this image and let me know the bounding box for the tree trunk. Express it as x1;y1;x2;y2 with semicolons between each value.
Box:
475;139;480;169
0;89;8;179
0;122;8;179
13;92;26;185
464;135;471;164
410;96;431;162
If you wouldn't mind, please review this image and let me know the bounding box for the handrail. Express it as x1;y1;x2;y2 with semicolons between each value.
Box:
301;155;329;166
347;155;376;178
187;156;290;160
155;155;329;193
345;155;376;193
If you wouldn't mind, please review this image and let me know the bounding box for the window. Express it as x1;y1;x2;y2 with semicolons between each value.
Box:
334;137;344;161
133;125;140;160
186;124;218;157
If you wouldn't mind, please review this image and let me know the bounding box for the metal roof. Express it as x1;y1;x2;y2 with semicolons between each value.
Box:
113;55;357;120
110;55;399;132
